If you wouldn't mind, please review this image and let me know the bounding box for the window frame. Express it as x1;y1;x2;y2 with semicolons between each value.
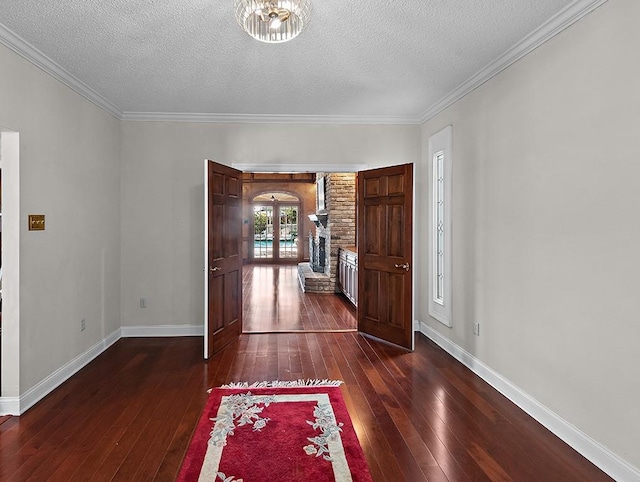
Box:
428;125;453;327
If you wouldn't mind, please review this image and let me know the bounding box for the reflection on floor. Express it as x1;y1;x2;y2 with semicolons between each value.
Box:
242;264;357;333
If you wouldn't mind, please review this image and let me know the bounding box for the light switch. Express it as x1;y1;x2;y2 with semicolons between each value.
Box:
28;214;45;231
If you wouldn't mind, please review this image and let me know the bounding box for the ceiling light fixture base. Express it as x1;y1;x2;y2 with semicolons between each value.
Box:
234;0;312;43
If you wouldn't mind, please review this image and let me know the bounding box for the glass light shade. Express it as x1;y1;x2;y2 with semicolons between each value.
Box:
234;0;312;43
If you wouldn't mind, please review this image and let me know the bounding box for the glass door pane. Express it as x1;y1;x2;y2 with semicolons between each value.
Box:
278;205;298;259
253;205;274;259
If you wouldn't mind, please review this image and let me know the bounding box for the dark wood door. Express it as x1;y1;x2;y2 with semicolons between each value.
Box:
205;160;243;358
357;163;413;350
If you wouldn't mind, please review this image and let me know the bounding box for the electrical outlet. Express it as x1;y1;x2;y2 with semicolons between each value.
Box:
140;298;147;309
473;322;480;336
81;319;86;331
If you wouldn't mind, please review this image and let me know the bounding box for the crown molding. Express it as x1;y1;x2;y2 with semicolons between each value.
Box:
418;0;609;124
0;23;123;119
121;111;421;125
0;0;607;126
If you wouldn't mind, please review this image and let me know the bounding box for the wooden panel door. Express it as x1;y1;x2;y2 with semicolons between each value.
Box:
357;164;413;350
204;160;243;358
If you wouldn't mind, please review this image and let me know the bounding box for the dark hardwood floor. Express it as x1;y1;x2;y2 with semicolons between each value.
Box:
242;264;357;332
0;265;610;480
0;331;610;481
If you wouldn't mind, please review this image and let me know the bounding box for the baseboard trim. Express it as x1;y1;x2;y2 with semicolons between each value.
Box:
121;324;204;337
418;321;640;482
413;320;421;332
17;328;121;415
0;396;20;415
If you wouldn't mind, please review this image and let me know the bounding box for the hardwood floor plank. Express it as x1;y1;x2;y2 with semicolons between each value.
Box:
120;355;205;481
356;347;442;474
276;332;292;379
242;264;357;332
87;344;195;481
324;333;414;482
30;390;137;481
372;337;536;480
287;334;304;378
6;347;173;480
305;333;330;381
208;338;241;388
337;333;450;482
153;378;210;480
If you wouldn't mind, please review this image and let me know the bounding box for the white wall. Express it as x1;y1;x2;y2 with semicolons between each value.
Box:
119;122;420;328
0;43;121;395
420;0;640;471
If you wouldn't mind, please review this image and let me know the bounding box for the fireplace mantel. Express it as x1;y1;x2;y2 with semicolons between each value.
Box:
308;213;328;228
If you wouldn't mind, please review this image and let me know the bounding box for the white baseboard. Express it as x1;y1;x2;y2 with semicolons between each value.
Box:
418;321;640;482
121;324;204;337
15;328;121;415
0;396;20;415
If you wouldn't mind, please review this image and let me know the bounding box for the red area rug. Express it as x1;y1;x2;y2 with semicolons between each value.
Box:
178;380;373;482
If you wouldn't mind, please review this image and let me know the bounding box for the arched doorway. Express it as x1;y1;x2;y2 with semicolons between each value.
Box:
251;192;300;263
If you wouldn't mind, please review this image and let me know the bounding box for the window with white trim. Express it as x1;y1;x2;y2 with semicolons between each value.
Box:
428;126;452;327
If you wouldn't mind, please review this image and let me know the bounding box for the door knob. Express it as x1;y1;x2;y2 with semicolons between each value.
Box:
210;266;222;273
394;263;410;271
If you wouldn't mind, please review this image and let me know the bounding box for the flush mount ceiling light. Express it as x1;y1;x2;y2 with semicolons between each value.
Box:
234;0;312;43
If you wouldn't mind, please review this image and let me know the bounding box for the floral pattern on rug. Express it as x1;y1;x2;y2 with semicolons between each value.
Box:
216;472;243;482
208;392;277;447
304;402;344;461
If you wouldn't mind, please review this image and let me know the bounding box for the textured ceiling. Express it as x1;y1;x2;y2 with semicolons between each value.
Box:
0;0;586;121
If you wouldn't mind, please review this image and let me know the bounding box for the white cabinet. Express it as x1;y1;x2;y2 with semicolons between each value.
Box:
338;247;357;307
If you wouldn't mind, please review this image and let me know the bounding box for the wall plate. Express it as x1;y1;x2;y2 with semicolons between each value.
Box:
28;214;45;231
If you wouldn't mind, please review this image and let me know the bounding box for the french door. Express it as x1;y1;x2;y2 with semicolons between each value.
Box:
252;202;300;262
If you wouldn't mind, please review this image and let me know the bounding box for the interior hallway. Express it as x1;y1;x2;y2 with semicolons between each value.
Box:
242;264;357;333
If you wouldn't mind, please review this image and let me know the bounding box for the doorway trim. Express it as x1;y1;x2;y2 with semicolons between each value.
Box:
250;191;301;263
231;161;417;342
233;163;368;173
0;129;20;415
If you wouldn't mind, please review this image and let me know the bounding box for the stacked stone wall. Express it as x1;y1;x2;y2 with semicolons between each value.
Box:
325;173;356;292
302;172;356;293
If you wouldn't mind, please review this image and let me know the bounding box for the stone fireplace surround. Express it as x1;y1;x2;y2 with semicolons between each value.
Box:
309;232;326;273
297;172;356;293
